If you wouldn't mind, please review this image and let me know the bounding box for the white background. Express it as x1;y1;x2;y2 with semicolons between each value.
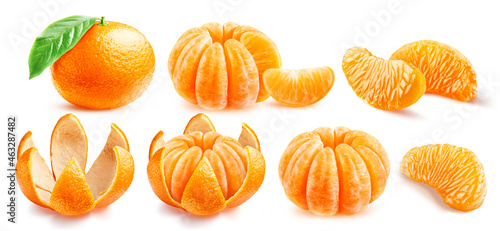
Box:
1;0;499;230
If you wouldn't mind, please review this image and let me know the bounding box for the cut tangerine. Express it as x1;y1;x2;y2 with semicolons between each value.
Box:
400;144;486;212
263;67;334;107
342;47;426;110
390;40;477;101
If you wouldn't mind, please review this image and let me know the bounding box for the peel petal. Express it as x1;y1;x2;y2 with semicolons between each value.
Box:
50;157;95;216
18;131;36;160
184;113;216;134
146;147;182;208
16;148;55;209
50;114;88;180
226;146;265;208
181;157;226;215
86;124;130;205
238;123;260;151
93;147;134;208
149;131;165;160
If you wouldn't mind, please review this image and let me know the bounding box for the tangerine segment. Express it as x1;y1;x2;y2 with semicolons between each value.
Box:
279;127;389;216
224;39;259;108
16;148;55;209
263;67;334;107
390;40;477;101
169;22;281;110
306;147;339;216
196;43;228;110
342;47;426;110
49;157;95;216
400;144;487;212
50;114;88;181
237;29;282;102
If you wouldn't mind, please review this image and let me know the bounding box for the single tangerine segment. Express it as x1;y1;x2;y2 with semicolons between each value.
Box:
342;47;426;110
400;144;486;212
279;126;389;216
147;113;265;215
263;67;334;107
168;22;281;110
16;114;135;216
390;40;477;101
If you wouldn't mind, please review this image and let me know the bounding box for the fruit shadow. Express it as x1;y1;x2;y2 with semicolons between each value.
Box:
380;108;423;119
398;172;463;213
30;204;92;226
157;203;230;227
288;200;382;219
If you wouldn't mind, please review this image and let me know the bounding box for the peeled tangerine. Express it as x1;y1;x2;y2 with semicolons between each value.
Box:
16;114;134;216
400;144;486;212
342;47;426;110
390;40;477;101
263;67;334;107
147;113;265;215
279;127;390;216
168;22;281;110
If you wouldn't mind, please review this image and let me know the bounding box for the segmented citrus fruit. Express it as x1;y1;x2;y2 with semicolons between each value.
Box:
147;113;265;215
400;144;486;212
263;66;334;107
390;40;477;101
342;47;426;110
51;19;155;109
168;22;281;110
16;114;134;216
279;126;390;216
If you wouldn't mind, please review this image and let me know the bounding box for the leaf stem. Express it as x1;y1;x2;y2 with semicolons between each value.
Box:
98;16;107;26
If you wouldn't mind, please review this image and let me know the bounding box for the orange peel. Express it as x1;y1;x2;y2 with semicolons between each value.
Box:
16;114;134;216
147;113;265;215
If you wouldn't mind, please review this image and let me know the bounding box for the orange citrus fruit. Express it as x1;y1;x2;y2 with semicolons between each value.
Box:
50;20;155;109
342;47;426;110
390;40;477;101
279;126;390;216
16;114;134;216
147;113;265;215
168;22;281;110
400;144;486;212
263;66;334;107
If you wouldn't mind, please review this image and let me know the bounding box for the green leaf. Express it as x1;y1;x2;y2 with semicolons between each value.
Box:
28;15;97;79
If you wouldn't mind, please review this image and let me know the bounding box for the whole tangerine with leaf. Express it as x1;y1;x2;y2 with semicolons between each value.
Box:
16;114;135;216
147;113;265;215
28;16;155;109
